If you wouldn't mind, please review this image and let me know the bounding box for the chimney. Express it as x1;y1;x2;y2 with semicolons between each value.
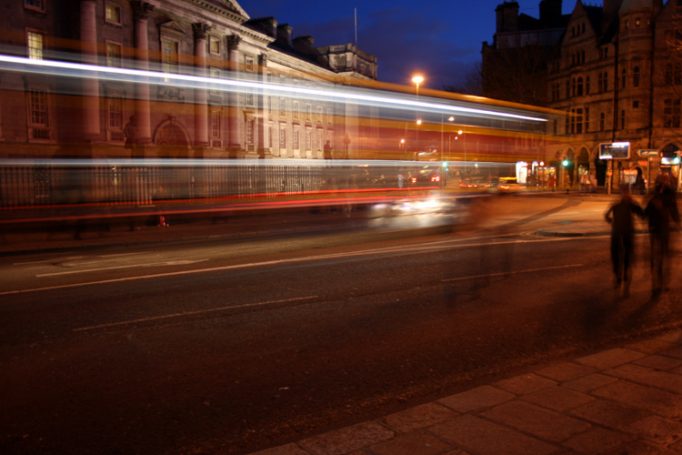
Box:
540;0;562;27
245;17;277;38
293;35;315;53
495;1;519;33
276;24;293;47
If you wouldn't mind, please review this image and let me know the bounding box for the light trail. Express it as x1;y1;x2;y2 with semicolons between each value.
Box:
0;54;548;123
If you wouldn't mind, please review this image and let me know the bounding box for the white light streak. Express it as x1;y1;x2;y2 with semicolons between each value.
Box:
0;54;548;123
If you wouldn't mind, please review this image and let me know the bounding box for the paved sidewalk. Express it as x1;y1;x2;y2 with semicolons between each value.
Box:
253;330;682;455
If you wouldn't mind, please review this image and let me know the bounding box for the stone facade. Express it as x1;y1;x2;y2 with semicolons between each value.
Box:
484;0;682;189
0;0;378;160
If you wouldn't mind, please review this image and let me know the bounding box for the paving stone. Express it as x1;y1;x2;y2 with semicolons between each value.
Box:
368;431;451;455
605;364;682;395
563;373;619;393
625;332;682;354
569;398;651;431
481;400;591;442
437;385;514;413
606;439;675;455
576;348;647;370
441;450;471;455
669;437;682;452
561;427;634;454
382;402;457;433
521;385;594;412
592;380;682;419
629;415;682;446
250;443;310;455
633;355;682;371
659;346;682;360
535;362;598;382
428;414;557;455
494;373;557;395
298;421;394;455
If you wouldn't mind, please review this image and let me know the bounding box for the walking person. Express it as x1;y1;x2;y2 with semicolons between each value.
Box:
605;184;644;296
644;174;680;296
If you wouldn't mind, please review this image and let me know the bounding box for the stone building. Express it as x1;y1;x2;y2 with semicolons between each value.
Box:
484;0;682;189
482;0;570;106
0;0;377;160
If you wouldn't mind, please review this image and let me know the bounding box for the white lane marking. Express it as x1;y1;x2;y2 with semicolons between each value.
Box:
441;263;584;283
98;252;146;258
36;259;208;277
73;295;318;332
0;235;604;297
12;256;84;266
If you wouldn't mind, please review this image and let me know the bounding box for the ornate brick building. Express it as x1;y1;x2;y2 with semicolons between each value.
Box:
0;0;377;160
484;0;682;189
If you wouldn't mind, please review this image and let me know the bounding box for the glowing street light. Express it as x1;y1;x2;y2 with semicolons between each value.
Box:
411;73;425;156
411;73;425;94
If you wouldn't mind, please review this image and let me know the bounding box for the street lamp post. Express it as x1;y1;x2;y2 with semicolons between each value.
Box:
411;73;424;160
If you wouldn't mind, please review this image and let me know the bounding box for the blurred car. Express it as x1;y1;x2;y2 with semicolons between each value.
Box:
492;177;525;193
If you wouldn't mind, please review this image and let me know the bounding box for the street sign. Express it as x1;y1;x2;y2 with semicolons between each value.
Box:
637;149;659;158
599;142;630;160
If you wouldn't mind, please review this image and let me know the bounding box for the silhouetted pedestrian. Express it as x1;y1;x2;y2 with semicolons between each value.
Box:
644;174;680;296
605;184;644;295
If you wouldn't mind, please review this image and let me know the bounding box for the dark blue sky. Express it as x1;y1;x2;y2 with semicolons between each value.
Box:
238;0;576;90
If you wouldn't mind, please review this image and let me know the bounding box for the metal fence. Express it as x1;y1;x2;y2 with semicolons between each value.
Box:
0;159;441;209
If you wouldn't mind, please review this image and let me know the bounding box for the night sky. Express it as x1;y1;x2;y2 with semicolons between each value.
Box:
238;0;576;90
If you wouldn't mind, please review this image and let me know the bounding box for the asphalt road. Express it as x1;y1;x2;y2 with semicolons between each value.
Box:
1;194;680;454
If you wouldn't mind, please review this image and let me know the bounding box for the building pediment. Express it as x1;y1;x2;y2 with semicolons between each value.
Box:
190;0;249;20
159;20;185;36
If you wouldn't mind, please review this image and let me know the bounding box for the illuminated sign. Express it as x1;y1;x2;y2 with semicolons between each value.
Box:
599;142;630;160
661;154;681;166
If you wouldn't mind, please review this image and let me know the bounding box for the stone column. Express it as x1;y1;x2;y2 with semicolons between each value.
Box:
80;0;100;141
257;53;267;158
192;23;209;149
131;0;154;146
227;35;241;154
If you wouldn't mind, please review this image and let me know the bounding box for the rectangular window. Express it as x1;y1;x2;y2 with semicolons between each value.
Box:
279;97;287;116
620;110;626;129
292;101;299;120
209;36;221;55
279;123;287;151
27;31;43;60
161;38;179;73
106;42;122;67
664;99;681;128
575;108;583;134
305;128;312;151
28;89;50;139
24;0;45;12
108;97;123;131
585;107;590;132
244;56;255;72
105;3;122;25
210;110;221;142
246;118;255;150
293;125;300;150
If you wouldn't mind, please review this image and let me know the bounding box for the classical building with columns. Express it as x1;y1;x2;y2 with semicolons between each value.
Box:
484;0;682;189
0;0;378;160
